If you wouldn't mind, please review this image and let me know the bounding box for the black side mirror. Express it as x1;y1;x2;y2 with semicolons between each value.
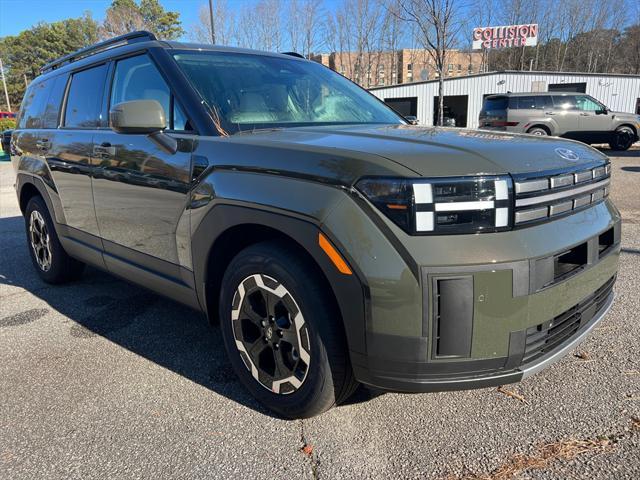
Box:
405;115;419;125
596;108;608;115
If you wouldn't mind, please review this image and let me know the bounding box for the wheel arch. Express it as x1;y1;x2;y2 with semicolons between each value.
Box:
191;204;368;355
616;123;638;136
16;174;60;222
527;124;552;135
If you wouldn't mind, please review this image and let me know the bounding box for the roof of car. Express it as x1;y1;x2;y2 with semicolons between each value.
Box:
35;31;305;84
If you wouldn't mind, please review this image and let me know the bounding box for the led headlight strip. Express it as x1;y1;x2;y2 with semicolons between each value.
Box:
355;175;513;235
411;177;511;233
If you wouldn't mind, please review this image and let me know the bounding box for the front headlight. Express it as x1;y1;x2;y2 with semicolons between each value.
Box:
356;175;512;235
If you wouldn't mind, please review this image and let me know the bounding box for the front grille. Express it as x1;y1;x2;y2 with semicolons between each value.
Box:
523;276;615;364
513;163;610;226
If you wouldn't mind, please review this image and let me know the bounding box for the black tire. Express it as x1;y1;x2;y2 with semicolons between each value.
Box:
24;196;85;284
219;241;359;418
527;126;549;136
609;126;635;151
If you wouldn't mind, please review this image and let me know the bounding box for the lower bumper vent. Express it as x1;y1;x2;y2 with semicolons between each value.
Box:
523;276;615;364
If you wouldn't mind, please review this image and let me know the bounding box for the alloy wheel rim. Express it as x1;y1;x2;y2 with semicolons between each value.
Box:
29;210;52;272
616;131;632;149
231;274;310;395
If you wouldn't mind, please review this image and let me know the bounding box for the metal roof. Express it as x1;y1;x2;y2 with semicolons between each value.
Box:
369;70;640;91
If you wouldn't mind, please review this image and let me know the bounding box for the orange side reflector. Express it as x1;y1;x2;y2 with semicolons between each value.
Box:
386;204;408;210
318;233;353;275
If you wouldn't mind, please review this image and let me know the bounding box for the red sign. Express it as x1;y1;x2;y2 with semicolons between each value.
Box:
473;24;538;49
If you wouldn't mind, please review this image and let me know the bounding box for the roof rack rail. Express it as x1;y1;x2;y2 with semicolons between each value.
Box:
40;31;157;74
280;51;306;59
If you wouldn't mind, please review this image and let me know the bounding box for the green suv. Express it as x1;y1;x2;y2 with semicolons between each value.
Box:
12;32;620;418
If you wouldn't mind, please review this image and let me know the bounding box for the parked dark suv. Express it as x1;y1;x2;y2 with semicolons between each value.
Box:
12;32;620;418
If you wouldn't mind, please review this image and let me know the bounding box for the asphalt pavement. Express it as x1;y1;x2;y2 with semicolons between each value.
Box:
0;149;638;479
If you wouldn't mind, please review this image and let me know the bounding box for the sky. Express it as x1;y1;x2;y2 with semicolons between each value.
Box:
0;0;343;39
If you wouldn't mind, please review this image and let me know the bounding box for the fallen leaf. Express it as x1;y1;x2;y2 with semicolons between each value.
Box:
574;351;590;360
497;386;526;403
631;417;640;431
300;444;313;456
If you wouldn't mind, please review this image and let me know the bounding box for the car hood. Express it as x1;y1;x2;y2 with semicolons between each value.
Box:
235;124;608;179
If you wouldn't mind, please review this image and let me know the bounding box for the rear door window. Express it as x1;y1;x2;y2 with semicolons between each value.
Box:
17;80;50;129
64;64;108;128
42;74;68;128
553;96;577;110
515;96;553;109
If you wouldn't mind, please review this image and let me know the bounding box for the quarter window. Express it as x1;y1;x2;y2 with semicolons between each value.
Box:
17;80;49;129
64;64;109;128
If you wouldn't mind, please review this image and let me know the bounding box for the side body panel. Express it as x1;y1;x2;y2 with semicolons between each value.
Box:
42;129;99;235
91;132;194;266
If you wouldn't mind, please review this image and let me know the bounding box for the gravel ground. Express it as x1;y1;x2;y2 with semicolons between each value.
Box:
0;149;638;479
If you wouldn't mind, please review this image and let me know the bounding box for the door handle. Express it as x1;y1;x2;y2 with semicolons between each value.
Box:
579;113;590;116
544;112;556;116
93;144;116;158
36;139;50;151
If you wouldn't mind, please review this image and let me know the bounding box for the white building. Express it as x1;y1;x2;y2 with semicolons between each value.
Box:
369;71;640;129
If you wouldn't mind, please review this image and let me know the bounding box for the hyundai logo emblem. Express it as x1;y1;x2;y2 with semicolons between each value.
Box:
555;148;580;161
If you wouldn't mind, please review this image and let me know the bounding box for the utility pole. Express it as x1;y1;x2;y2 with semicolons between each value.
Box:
208;0;216;44
0;57;11;112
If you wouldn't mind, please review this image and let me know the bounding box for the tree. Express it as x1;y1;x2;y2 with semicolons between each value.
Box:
0;14;99;109
101;0;183;40
191;0;236;45
398;0;461;126
286;0;324;57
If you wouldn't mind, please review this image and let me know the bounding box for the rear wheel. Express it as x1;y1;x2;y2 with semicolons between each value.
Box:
24;196;85;284
528;126;549;136
609;126;635;151
219;241;358;418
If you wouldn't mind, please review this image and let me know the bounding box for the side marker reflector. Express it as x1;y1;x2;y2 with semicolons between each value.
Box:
318;233;352;275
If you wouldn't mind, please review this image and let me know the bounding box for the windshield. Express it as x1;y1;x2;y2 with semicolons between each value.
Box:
173;50;403;134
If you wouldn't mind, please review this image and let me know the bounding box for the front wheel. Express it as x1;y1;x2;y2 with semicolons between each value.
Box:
609;126;635;151
219;241;358;418
527;126;549;136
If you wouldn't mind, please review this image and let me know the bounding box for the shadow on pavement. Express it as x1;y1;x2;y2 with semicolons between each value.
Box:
0;214;376;418
597;147;640;158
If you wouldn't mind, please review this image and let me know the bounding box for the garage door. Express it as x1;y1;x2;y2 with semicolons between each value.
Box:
549;82;587;93
384;97;417;117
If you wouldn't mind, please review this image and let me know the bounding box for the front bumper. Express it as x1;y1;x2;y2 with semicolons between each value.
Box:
352;278;615;392
324;193;621;393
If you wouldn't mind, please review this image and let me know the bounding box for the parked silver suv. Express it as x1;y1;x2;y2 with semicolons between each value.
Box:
479;92;640;150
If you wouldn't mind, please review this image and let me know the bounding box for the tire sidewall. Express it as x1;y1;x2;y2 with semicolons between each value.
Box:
219;245;338;418
528;127;548;136
25;196;65;283
611;127;634;151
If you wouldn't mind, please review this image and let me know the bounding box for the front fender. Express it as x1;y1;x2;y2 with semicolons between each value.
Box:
189;169;368;355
